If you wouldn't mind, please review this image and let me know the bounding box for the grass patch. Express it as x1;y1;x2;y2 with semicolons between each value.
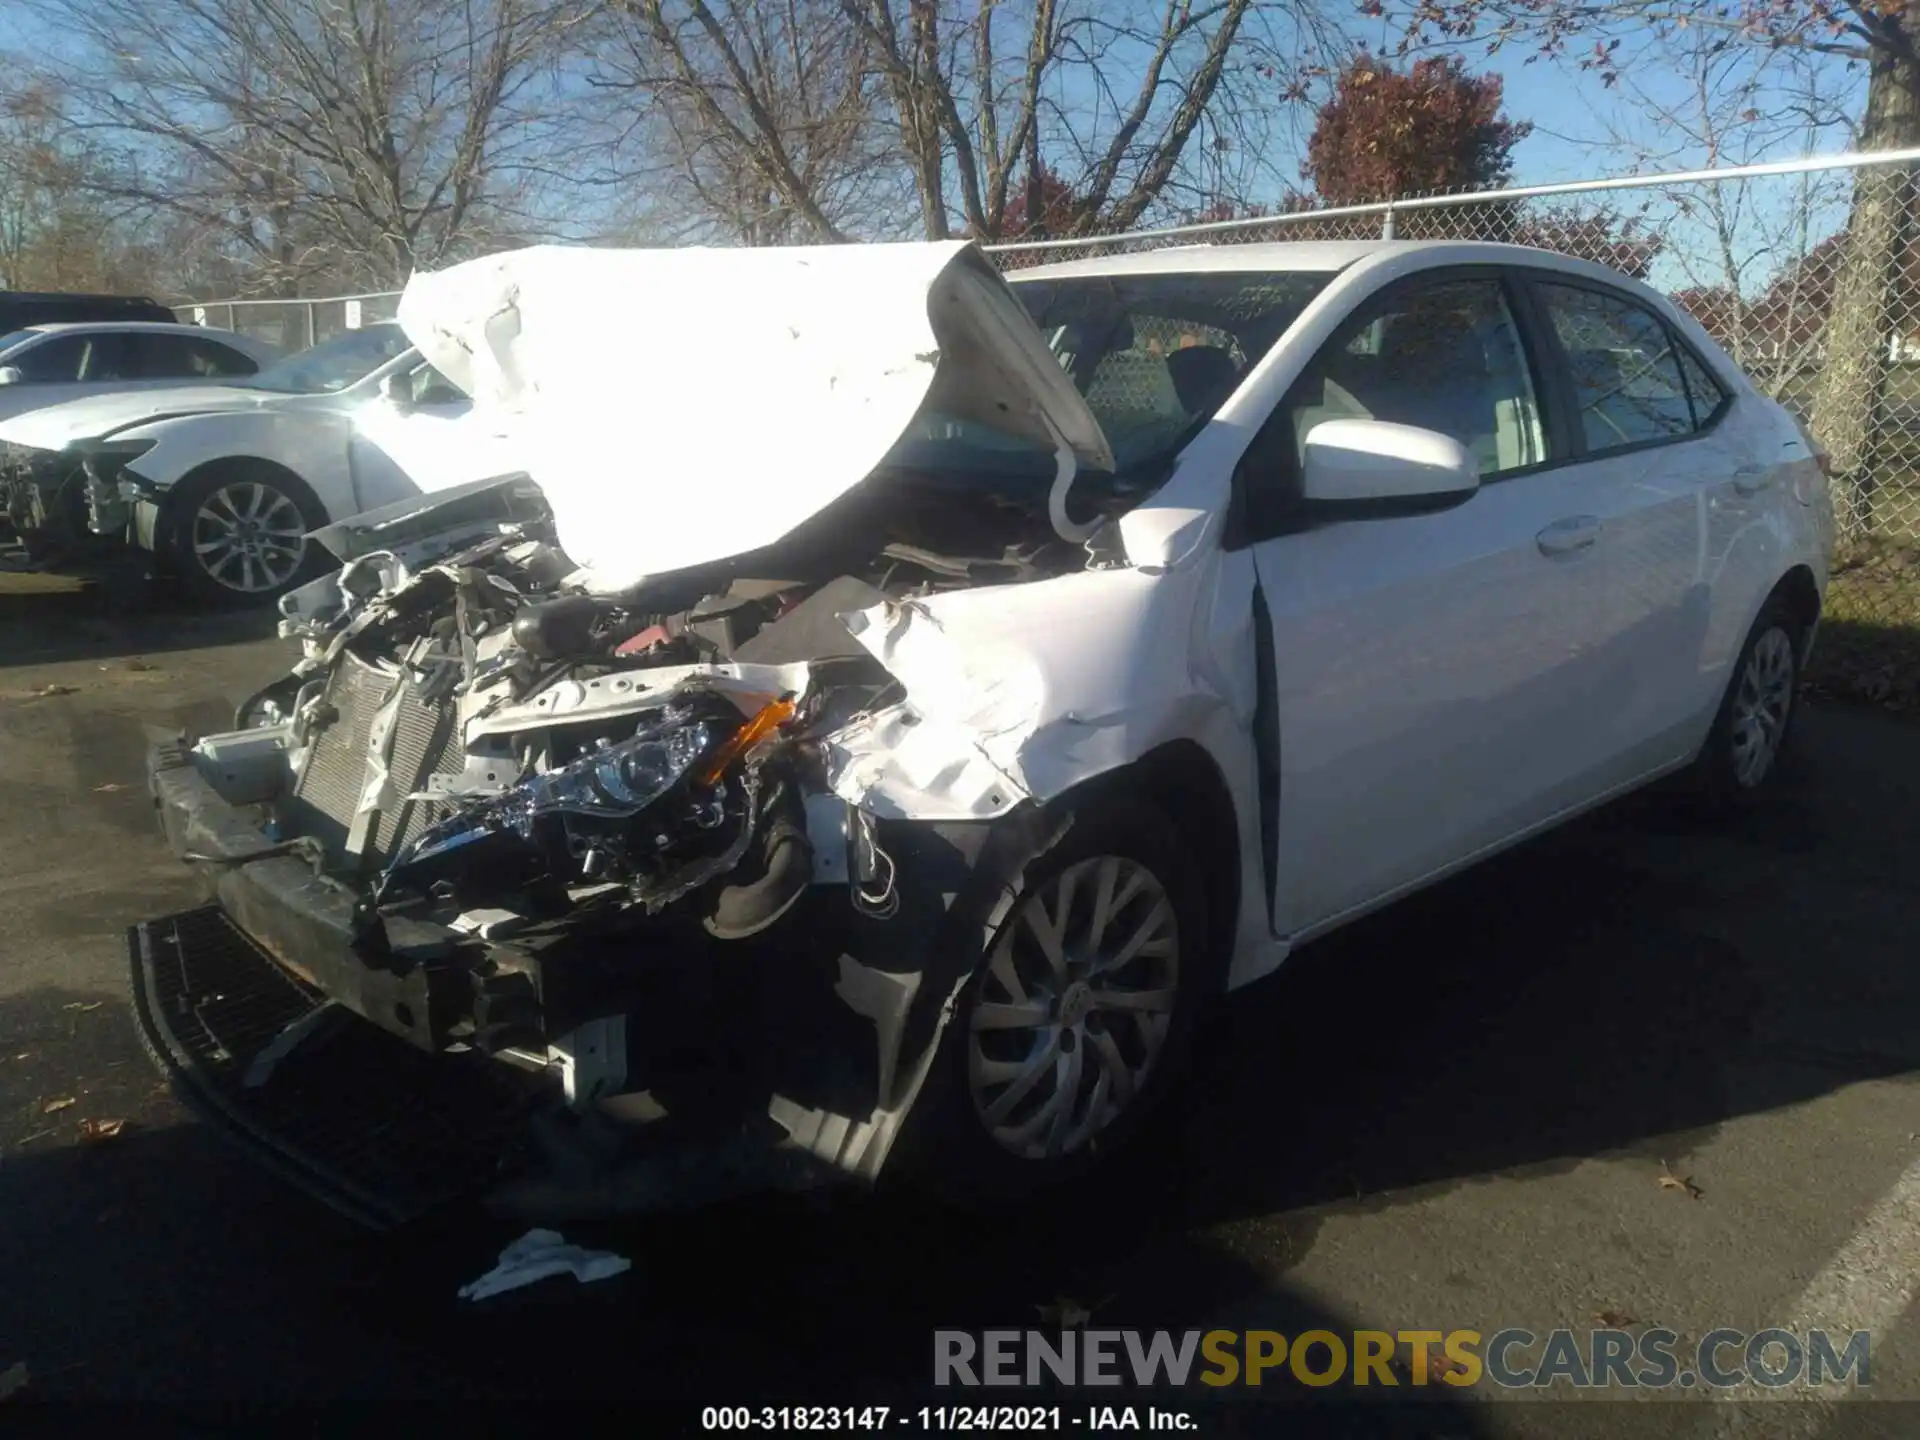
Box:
1809;549;1920;712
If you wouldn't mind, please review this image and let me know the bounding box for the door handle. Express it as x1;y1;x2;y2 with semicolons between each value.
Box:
1537;516;1601;556
1733;465;1770;495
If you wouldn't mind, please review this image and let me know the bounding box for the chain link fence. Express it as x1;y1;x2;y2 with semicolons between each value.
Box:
170;291;403;353
181;151;1920;707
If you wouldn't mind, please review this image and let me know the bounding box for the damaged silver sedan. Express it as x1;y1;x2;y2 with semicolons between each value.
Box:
131;237;1832;1227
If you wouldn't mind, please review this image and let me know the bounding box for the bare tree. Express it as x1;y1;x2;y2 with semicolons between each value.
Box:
591;0;903;244
593;0;1349;243
1545;28;1856;389
1393;0;1919;544
0;73;166;292
30;0;592;294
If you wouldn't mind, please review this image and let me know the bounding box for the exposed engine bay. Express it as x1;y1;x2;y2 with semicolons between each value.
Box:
247;463;1102;931
143;459;1121;1222
130;236;1273;1229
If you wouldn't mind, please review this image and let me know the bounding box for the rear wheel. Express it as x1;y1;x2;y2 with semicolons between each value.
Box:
1690;596;1803;807
166;466;325;606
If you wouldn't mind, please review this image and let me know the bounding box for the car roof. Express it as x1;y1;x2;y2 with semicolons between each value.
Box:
2;321;282;363
1002;238;1637;283
16;320;255;338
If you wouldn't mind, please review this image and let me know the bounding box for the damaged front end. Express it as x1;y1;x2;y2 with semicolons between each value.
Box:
127;236;1265;1231
137;470;1097;1228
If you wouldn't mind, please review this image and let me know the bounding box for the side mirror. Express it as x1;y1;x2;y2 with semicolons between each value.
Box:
1300;418;1479;518
378;371;413;411
0;366;24;386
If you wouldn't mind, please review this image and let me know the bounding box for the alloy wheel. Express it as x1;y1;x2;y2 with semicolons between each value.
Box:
191;481;307;594
1729;626;1795;789
966;855;1181;1161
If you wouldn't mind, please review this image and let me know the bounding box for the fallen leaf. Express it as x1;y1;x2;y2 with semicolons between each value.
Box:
90;783;126;794
12;1053;28;1061
0;1361;26;1401
31;683;77;698
1596;1310;1638;1328
78;1117;124;1141
1421;1348;1468;1382
1657;1159;1703;1200
62;1001;104;1012
1034;1294;1115;1330
124;659;154;672
41;1097;75;1114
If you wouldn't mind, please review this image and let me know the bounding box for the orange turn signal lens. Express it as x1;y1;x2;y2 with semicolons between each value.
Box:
699;696;798;786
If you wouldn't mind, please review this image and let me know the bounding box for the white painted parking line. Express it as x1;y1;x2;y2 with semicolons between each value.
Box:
1715;1144;1920;1430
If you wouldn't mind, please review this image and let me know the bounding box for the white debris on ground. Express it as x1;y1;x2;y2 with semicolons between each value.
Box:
457;1228;633;1302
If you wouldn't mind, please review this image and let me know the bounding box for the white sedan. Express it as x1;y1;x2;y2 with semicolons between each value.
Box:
0;320;518;602
136;238;1831;1221
0;321;280;422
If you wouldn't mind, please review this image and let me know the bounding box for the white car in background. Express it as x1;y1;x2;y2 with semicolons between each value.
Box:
0;322;281;425
0;320;520;602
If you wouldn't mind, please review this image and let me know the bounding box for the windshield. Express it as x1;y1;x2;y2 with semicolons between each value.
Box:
0;330;37;356
881;270;1330;490
243;322;413;394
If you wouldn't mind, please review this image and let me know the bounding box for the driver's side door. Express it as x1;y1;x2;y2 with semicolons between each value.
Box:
1241;269;1610;939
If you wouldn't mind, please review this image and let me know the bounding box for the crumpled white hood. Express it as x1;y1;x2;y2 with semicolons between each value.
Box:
396;241;1112;592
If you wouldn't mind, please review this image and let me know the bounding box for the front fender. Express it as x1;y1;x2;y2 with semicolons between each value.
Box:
119;410;356;519
825;546;1281;988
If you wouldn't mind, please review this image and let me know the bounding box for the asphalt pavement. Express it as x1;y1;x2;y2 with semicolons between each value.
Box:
5;556;1920;1438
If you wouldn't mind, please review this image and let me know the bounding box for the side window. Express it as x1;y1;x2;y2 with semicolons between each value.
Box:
199;339;261;376
1536;283;1694;452
10;335;88;382
138;334;260;378
77;333;140;381
1675;347;1729;428
136;334;203;377
1287;277;1546;479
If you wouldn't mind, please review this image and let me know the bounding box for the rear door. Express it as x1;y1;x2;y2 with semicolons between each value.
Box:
1239;268;1616;937
1519;275;1725;778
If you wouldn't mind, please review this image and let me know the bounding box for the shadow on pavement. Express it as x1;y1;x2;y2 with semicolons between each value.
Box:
1166;737;1920;1228
0;548;275;669
0;1044;1497;1436
2;708;1918;1427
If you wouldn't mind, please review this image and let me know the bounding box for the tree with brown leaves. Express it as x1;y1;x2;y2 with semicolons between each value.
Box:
1303;54;1530;207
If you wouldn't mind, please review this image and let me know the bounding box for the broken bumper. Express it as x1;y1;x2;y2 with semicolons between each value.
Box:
148;735;500;1053
137;734;1006;1226
128;906;535;1230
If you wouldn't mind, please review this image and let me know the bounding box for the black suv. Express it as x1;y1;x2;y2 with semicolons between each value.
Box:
0;290;177;332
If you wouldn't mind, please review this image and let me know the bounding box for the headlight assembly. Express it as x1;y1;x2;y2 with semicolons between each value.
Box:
375;694;798;903
524;714;716;821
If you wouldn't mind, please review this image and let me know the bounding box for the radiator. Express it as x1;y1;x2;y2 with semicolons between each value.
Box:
286;652;467;869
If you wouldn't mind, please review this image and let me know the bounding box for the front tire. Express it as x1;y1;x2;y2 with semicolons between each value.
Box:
907;791;1218;1205
164;466;325;607
1691;596;1803;807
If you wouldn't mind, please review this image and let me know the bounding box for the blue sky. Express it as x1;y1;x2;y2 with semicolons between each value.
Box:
0;1;1870;285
